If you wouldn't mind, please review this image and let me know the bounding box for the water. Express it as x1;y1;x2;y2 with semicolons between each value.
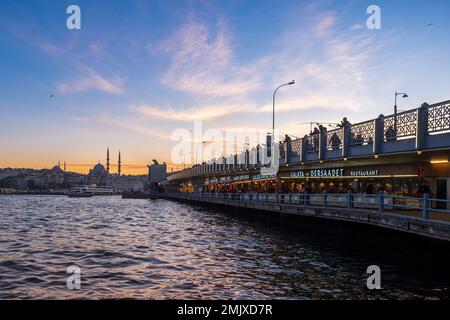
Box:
0;195;448;299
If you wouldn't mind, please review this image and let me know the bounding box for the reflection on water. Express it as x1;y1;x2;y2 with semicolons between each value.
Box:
0;195;448;299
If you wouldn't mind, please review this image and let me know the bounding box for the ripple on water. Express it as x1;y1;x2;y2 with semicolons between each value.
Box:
0;195;448;299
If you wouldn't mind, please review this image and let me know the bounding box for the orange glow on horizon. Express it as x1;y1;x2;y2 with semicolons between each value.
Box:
0;162;186;175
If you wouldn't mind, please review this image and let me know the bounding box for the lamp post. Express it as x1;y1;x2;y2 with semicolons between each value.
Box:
196;140;212;164
394;91;408;135
273;80;295;143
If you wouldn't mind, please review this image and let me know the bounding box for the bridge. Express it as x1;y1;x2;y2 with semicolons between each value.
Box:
167;100;450;180
164;100;450;241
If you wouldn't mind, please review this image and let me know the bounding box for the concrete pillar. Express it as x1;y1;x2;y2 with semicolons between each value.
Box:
342;126;350;158
318;129;327;160
416;102;429;150
373;116;383;154
285;139;292;164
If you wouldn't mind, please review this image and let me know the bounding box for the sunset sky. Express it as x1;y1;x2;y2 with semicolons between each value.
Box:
1;0;449;174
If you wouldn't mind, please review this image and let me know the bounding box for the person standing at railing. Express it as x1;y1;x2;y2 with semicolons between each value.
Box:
417;181;431;196
329;132;341;150
338;117;351;128
385;126;396;141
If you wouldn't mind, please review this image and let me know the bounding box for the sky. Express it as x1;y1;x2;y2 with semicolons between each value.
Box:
0;0;449;174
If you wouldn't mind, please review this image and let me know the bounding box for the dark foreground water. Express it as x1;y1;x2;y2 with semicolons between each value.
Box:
0;195;448;299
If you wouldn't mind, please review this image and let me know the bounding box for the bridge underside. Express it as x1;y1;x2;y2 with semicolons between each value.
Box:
166;194;450;242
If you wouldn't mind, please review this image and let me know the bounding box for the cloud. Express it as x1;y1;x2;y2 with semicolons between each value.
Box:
314;12;337;36
158;19;263;97
131;102;251;121
350;24;365;31
140;11;383;130
57;67;124;94
73;116;169;140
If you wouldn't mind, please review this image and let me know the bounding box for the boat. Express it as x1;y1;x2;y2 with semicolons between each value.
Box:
69;185;115;197
68;191;94;198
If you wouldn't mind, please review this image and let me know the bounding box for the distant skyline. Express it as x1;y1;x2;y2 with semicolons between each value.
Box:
1;0;450;174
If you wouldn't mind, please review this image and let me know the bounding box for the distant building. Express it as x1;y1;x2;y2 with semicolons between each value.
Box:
148;160;167;194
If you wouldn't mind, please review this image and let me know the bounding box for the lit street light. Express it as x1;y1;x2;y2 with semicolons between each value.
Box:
394;91;408;135
272;80;295;143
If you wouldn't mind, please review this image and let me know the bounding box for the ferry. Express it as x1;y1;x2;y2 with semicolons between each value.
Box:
69;185;115;197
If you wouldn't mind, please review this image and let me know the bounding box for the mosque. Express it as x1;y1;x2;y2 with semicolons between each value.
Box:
87;148;121;186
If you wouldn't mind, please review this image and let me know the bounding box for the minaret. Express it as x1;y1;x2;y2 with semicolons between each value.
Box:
63;162;66;172
106;147;110;174
118;151;121;177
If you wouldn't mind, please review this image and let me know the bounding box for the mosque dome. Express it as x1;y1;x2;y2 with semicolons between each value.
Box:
91;163;107;176
51;165;64;174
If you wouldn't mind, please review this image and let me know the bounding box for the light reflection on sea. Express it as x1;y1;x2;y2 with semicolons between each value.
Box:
0;195;448;299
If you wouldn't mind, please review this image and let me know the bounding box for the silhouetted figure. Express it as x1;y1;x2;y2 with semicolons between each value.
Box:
338;117;351;128
385;126;396;141
329;132;341;150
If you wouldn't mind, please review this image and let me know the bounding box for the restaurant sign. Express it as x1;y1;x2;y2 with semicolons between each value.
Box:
290;168;380;178
252;173;277;180
291;168;344;178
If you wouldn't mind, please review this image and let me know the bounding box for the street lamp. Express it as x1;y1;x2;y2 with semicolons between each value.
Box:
196;140;212;164
273;80;295;143
394;91;408;134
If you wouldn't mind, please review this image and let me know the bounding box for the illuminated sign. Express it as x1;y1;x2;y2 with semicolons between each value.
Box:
252;173;277;180
349;170;379;176
290;168;381;178
291;168;344;178
233;175;250;181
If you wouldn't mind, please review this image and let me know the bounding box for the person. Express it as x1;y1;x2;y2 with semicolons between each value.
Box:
338;117;351;128
417;183;431;194
329;132;341;150
366;183;374;194
385;126;396;141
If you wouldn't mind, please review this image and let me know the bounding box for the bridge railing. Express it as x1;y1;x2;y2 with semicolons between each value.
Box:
167;191;450;221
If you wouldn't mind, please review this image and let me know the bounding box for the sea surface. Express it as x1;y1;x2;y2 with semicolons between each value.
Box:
0;195;448;299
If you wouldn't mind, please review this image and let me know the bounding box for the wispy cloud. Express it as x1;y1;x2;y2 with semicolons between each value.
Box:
158;19;263;97
131;102;250;121
73;116;169;140
314;12;337;36
57;67;124;94
147;10;382;126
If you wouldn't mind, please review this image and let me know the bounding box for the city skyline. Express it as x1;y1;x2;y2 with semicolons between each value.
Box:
1;0;450;174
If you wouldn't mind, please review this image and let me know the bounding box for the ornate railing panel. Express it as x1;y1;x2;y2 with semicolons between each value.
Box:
306;134;319;153
326;128;344;150
383;109;417;140
428;100;450;134
350;120;375;145
290;138;302;163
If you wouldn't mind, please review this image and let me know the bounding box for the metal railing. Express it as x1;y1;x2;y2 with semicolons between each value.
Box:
168;192;450;220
